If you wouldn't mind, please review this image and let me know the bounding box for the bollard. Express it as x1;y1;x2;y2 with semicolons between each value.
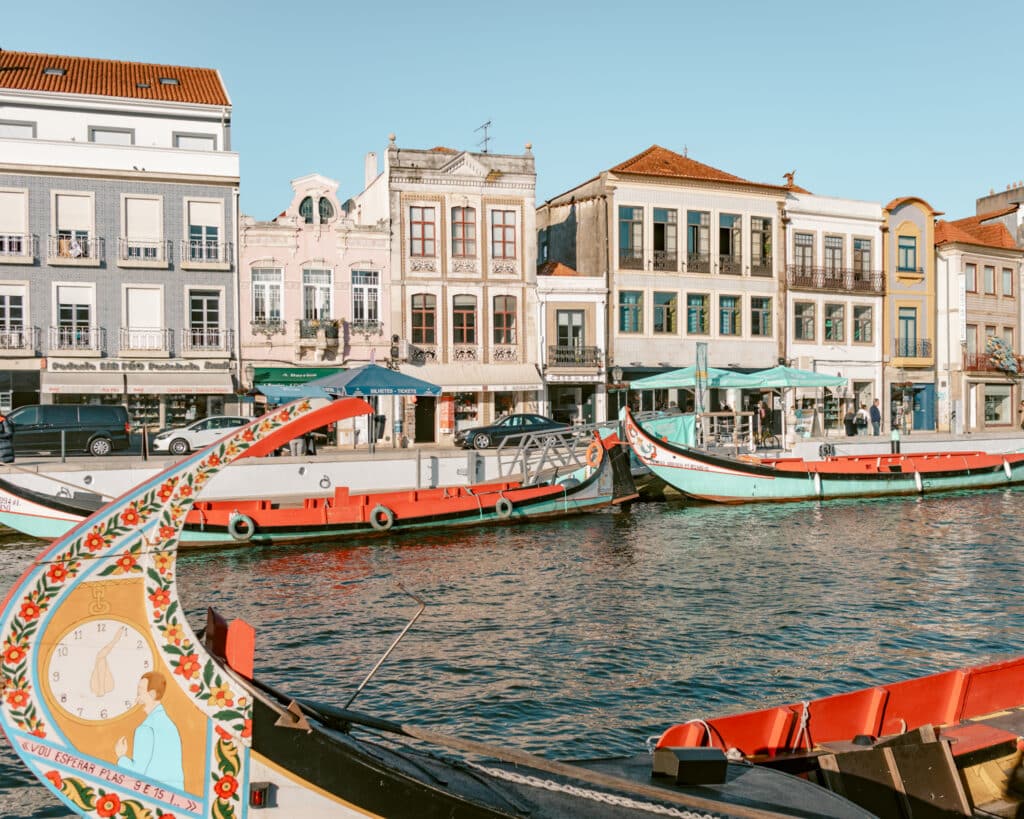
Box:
890;428;901;454
142;427;149;461
60;429;66;463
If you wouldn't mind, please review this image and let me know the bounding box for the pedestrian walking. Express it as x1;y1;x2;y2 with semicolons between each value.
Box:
855;404;870;436
870;399;882;436
0;411;14;463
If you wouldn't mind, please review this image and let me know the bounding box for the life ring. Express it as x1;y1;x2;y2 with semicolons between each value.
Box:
585;440;603;468
818;443;836;459
495;496;513;519
369;504;394;531
227;513;255;542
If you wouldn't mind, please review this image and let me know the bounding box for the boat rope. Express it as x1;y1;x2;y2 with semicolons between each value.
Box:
791;701;812;751
5;463;116;500
681;719;715;747
465;763;721;819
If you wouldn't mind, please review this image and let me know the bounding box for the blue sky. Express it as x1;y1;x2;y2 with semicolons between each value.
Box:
7;0;1022;221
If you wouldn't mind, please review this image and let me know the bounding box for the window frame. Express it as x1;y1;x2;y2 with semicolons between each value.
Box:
451;206;477;258
897;236;918;273
750;296;771;337
793;301;816;342
409;206;436;257
411;293;436;344
250;267;283;324
983;265;995;295
351;270;380;325
823;303;845;343
1002;267;1014;298
88;126;134;145
301;267;333;320
686;293;709;335
490;209;517;260
452;294;477;345
556;309;584;347
718;294;741;336
965;262;977;293
652;291;678;335
853;305;873;344
617;290;643;334
493;295;517;344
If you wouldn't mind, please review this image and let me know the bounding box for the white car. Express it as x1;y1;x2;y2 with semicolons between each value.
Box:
150;416;249;455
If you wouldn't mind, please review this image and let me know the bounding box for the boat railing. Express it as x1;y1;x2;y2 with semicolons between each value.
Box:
697;411;756;453
494;424;598;484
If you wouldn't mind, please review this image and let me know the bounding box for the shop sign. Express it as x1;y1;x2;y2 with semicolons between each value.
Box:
48;359;232;372
438;395;455;433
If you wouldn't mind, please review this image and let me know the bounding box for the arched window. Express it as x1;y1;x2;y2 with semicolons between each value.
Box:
299;197;314;224
318;197;334;223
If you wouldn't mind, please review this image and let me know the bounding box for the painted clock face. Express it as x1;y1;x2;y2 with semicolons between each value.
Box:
46;619;154;722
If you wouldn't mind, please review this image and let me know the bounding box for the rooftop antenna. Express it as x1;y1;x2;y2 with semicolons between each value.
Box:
475;120;492;153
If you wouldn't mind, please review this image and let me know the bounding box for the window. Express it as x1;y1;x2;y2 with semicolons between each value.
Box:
686;294;709;334
965;324;977;355
302;268;332;320
719;295;740;335
410;206;435;256
719;214;741;273
0;190;28;255
54;192;92;257
299;197;314;224
186;200;222;261
88;127;133;145
653;292;677;334
751;297;771;336
794;302;815;341
686;211;710;272
1003;267;1014;297
556;310;584;347
618;206;643;268
318;198;334;223
491;210;516;260
538;230;549;263
493;295;517;344
411;294;436;344
897;236;917;272
0;286;25;349
853;305;873;343
853;238;872;274
751;217;772;274
965;263;977;292
188;290;221;349
618;291;642;333
0;120;36;139
123;286;163;350
351;271;379;327
824;303;845;342
453;295;477;344
984;384;1011;425
983;265;995;294
897;307;918;356
824;236;843;274
451;207;476;257
56;285;93;349
173;133;216;150
1004;328;1014;350
794;232;814;269
653;208;677;270
251;268;282;324
122;196;162;260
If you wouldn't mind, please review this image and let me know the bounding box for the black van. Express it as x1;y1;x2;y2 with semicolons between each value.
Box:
7;404;131;456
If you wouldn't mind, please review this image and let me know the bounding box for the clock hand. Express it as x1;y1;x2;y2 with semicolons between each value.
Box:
89;627;124;698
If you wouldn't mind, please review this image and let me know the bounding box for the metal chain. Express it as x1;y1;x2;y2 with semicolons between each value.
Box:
466;762;723;819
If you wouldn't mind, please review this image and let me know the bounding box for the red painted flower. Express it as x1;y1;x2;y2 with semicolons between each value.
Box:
6;688;29;708
175;654;201;680
96;791;121;817
189;683;200;693
158;525;176;540
120;505;141;526
241;428;255;442
115;554;137;574
47;563;69;584
84;529;107;552
214;774;238;800
18;600;40;621
157;814;176;819
215;724;231;741
148;589;171;609
30;728;46;738
241;718;252;739
3;644;26;666
157;480;177;501
177;484;193;498
206;453;221;467
44;770;62;789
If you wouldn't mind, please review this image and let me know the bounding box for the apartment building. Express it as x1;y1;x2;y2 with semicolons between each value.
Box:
0;50;239;427
935;211;1024;432
351;137;541;444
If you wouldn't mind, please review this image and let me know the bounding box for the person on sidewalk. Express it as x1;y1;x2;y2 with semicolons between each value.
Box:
870;399;882;436
0;412;14;463
855;404;870;436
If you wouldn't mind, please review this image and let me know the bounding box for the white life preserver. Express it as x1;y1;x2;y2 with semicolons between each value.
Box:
1004;459;1013;480
495;497;513;519
227;512;255;542
369;504;394;531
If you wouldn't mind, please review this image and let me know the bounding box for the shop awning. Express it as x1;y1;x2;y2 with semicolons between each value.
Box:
41;371;125;395
252;366;341;385
126;372;234;395
399;363;542;393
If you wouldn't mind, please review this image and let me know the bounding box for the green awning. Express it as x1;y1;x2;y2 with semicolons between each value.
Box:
252;366;343;385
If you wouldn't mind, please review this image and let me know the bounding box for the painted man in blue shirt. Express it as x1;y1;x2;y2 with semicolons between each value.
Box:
115;671;185;791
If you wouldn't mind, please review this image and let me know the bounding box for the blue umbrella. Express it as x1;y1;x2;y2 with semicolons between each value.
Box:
256;383;333;403
306;363;441;397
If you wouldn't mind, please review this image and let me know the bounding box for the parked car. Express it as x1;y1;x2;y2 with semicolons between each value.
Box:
454;413;570;450
6;404;131;456
150;416;249;455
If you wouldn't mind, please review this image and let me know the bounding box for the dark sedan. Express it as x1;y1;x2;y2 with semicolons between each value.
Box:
454;413;570;450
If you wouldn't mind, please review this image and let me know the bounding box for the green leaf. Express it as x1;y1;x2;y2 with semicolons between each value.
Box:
203;660;214;687
212;709;243;721
214;737;241;776
61;776;97;811
146;567;162;584
119;799;154;819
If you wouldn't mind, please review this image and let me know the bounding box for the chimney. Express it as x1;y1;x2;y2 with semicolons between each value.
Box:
365;152;378;187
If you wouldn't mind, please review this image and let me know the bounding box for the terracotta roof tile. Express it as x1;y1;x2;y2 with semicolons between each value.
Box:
610;145;785;190
0;50;229;106
935;214;1018;250
429;146;458;153
538;261;580;277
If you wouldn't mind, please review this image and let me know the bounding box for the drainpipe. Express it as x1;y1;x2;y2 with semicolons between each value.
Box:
233;188;243;394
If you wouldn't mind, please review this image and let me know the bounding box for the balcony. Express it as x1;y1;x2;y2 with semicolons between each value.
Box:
719;254;742;275
250;320;286;338
618;248;644;270
963;352;1023;374
182;328;233;354
787;265;884;294
750;257;773;277
893;338;932;358
548;345;603;367
348;319;383;338
653;251;678;272
47;235;103;266
0;326;39;355
686;252;711;274
118;238;172;268
49;325;105;354
297;319;339;341
180;240;231;270
0;233;37;263
119;327;172;354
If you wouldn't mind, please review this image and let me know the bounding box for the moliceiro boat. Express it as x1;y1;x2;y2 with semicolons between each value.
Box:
0;398;636;546
623;407;1024;503
0;397;871;818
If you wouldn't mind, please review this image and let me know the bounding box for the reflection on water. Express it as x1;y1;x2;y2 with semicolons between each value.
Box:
4;489;1024;815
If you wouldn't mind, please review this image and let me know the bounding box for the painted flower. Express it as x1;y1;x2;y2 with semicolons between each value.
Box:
46;563;69;584
193;472;208;486
95;792;121;817
84;529;107;553
215;724;231;741
208;683;235;708
18;600;41;622
157;814;176;819
189;683;200;693
154;552;173;575
241;428;255;442
157;480;177;502
6;688;29;708
158;525;176;540
162;623;185;646
114;554;137;574
44;770;62;789
148;589;171;610
177;484;193;498
3;643;27;666
175;654;201;680
206;453;221;467
224;443;240;458
241;718;252;739
214;774;238;801
237;696;248;707
30;728;46;738
120;505;141;526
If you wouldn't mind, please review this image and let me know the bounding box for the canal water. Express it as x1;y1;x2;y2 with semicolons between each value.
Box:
3;489;1024;816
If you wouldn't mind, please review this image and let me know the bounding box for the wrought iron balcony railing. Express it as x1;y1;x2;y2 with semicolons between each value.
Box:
297;319;339;340
787;265;884;293
48;235;103;261
348;319;383;337
719;254;742;275
750;257;773;277
618;248;644;270
963;352;1024;374
686;252;711;274
0;325;39;351
182;328;233;352
250;320;285;337
893;338;932;358
118;238;172;264
548;345;603;367
181;240;231;265
119;327;172;352
0;233;36;258
653;251;677;272
49;325;105;352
